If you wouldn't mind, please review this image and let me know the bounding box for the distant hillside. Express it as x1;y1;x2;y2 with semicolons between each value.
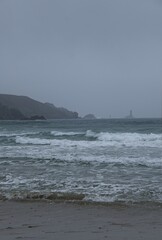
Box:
0;94;78;120
0;103;25;120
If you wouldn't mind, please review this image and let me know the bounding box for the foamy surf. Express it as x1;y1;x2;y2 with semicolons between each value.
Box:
0;119;162;205
51;130;83;136
15;131;162;148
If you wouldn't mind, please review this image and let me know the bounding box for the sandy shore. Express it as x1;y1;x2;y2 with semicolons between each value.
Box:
0;201;162;240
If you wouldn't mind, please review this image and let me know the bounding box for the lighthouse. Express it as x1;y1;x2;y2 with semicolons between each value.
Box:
129;110;133;118
126;110;134;119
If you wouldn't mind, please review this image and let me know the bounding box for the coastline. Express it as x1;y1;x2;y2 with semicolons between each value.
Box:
0;200;162;240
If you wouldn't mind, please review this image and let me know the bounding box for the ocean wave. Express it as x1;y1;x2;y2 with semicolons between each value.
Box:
51;131;83;137
0;148;161;169
85;130;98;138
15;132;162;148
86;131;162;147
1;119;162;206
0;131;39;138
0;133;26;137
0;165;162;204
16;136;51;145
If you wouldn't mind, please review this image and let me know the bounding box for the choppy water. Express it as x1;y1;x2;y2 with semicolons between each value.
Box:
0;119;162;204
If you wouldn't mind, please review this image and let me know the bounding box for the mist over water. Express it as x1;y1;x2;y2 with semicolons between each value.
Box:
0;119;162;204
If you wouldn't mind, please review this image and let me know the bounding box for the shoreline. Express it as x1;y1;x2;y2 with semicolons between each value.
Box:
0;200;162;240
1;192;162;208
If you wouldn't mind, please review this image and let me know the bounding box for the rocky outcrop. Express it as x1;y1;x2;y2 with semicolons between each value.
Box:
83;114;96;119
0;94;78;120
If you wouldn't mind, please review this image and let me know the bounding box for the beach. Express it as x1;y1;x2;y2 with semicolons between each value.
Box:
0;201;162;240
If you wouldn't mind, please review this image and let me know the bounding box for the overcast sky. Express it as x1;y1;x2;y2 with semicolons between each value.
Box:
0;0;162;118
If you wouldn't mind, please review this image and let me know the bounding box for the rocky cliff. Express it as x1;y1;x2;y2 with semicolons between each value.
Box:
0;94;78;120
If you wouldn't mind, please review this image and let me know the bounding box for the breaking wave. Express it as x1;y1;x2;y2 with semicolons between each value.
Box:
51;131;83;137
15;131;162;148
1;119;162;206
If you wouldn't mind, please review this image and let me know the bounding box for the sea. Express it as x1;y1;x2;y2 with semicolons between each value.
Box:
0;118;162;205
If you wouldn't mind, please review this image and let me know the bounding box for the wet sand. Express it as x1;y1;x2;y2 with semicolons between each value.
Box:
0;201;162;240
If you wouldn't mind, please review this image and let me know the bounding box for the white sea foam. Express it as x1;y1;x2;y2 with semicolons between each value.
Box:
0;143;162;168
0;133;24;137
85;130;98;138
16;136;51;145
51;131;83;136
15;131;162;148
87;131;162;148
1;132;161;169
1;120;162;204
0;132;38;137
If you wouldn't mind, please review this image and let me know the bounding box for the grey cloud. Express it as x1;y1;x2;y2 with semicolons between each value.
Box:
0;0;162;118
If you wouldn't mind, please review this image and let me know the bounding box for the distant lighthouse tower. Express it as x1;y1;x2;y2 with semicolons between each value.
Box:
129;110;133;119
126;110;134;119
